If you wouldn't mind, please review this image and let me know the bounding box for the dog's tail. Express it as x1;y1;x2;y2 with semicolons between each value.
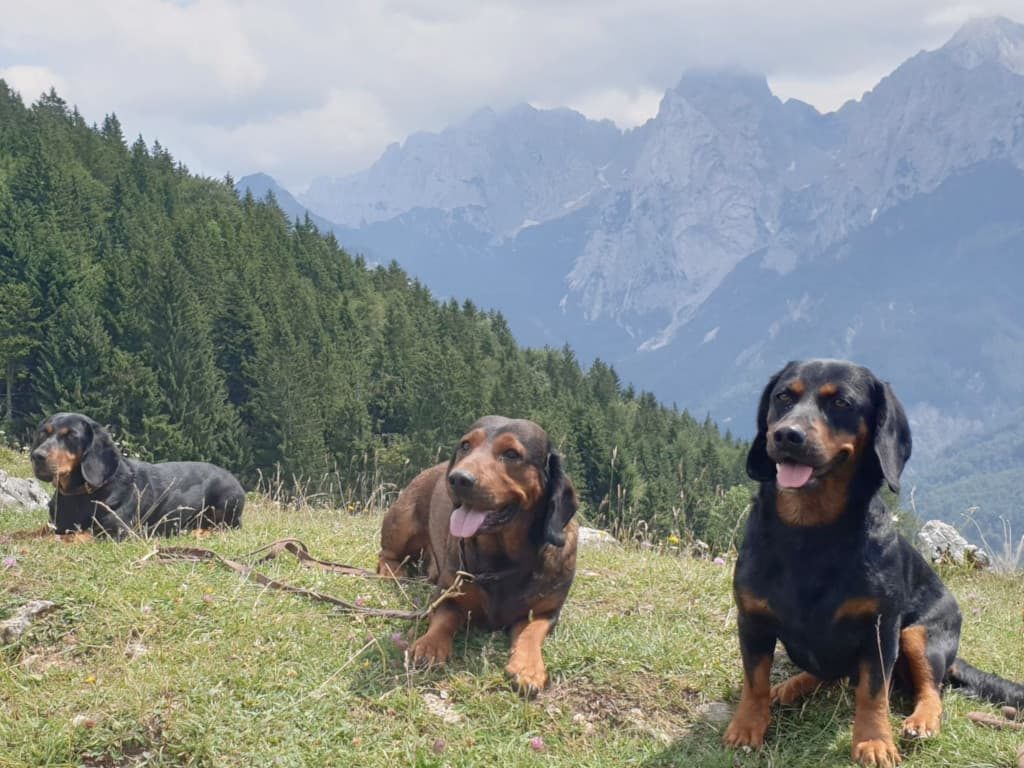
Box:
948;658;1024;708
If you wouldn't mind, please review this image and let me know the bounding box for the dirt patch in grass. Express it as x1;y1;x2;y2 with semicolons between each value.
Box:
73;704;186;768
18;643;76;674
544;672;702;743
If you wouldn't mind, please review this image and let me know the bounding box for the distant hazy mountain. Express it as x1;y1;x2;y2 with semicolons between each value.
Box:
236;172;339;233
301;105;625;237
255;17;1024;537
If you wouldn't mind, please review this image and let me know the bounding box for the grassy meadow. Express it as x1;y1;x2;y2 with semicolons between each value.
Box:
1;451;1023;768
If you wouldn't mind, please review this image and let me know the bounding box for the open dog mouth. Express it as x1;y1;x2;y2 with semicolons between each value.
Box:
449;505;517;538
775;449;852;490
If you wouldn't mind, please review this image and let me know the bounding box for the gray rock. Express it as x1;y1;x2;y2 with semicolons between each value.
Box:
695;701;733;726
918;520;990;568
0;469;50;512
577;526;619;548
0;600;57;643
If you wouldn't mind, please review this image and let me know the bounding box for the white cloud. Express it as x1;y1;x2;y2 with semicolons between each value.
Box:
561;88;665;129
0;65;67;102
769;67;897;113
185;88;399;188
0;0;1021;188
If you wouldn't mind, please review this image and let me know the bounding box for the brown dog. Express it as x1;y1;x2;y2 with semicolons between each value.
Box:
378;416;578;694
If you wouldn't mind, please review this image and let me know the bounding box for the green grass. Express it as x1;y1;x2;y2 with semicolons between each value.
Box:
0;444;36;479
1;459;1022;767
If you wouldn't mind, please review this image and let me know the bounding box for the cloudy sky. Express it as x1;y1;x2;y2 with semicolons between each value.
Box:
1;1;1021;190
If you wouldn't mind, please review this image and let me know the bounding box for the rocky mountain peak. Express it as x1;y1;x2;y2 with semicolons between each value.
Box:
658;70;781;129
670;70;776;104
941;16;1024;75
299;101;621;233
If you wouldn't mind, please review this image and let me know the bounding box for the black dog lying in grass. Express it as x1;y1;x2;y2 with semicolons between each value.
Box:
724;359;1024;767
30;412;244;539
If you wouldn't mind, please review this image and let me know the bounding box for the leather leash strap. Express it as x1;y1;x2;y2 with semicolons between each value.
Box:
146;538;427;621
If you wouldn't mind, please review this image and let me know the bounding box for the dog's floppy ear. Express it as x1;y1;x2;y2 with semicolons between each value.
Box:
872;379;912;494
746;364;792;482
81;418;121;488
542;451;578;547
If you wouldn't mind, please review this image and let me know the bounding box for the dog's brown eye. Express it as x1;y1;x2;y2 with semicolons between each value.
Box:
833;397;851;409
502;449;521;461
459;440;471;452
776;392;793;406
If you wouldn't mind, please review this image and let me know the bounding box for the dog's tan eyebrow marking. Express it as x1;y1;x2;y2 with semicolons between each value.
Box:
819;383;839;397
459;428;487;448
789;379;805;396
58;427;70;436
493;433;527;456
45;425;54;435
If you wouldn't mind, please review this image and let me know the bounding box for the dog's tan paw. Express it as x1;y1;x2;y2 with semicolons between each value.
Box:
410;633;453;667
851;737;901;767
505;655;548;697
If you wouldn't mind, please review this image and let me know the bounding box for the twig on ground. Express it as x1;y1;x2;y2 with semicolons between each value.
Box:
139;540;428;620
966;711;1024;731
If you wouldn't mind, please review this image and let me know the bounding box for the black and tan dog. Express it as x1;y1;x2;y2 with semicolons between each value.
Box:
377;415;578;694
31;412;245;539
724;359;1024;766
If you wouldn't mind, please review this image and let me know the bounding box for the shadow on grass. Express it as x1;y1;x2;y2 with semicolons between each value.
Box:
640;689;950;768
640;719;847;768
345;620;516;699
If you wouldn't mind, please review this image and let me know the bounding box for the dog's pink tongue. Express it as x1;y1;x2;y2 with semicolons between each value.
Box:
450;506;489;538
777;462;814;489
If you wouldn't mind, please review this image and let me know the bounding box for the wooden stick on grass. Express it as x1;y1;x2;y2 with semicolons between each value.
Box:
965;711;1024;731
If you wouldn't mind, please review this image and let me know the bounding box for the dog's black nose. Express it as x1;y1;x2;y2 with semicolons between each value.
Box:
31;448;47;463
448;469;477;490
773;426;806;447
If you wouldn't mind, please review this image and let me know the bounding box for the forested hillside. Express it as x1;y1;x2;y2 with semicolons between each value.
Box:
0;84;749;544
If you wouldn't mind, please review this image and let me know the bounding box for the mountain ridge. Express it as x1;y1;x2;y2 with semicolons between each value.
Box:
245;16;1024;537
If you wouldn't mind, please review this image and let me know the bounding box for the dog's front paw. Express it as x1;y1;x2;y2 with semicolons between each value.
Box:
723;710;770;748
901;709;941;739
505;655;548;697
410;633;453;667
770;672;821;706
851;737;901;767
